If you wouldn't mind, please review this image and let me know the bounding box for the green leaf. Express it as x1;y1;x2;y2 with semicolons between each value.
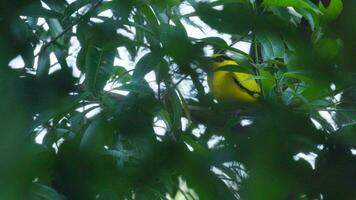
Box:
263;0;322;14
53;49;68;69
319;0;343;23
31;93;90;131
63;0;91;18
76;45;87;72
155;57;170;82
46;19;65;45
77;22;93;44
30;183;65;200
36;47;51;78
112;66;132;83
176;89;192;128
283;70;313;82
257;31;285;60
133;52;164;80
152;0;180;8
270;6;294;23
85;46;104;93
111;0;134;19
296;7;320;30
164;87;182;134
199;37;251;58
181;134;209;156
242;75;267;82
200;37;229;48
96;190;120;200
19;4;63;18
85;46;115;93
41;0;67;13
260;69;276;95
139;4;159;28
115;81;155;96
283;87;311;106
80;118;106;152
194;2;254;36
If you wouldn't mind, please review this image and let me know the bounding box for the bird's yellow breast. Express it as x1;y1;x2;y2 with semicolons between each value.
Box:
208;57;261;104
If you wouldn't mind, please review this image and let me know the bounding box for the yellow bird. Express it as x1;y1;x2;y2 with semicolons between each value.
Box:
208;54;261;104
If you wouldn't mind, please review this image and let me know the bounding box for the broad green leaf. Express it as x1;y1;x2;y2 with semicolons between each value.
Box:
133;52;166;80
181;134;209;156
152;0;180;8
112;66;132;83
41;0;67;13
139;4;159;28
198;37;251;58
36;48;51;78
132;13;145;53
111;0;135;19
115;81;155;96
81;19;133;50
270;6;294;23
19;4;63;18
53;48;69;69
46;19;65;45
194;2;254;36
200;37;229;48
164;87;182;134
176;89;192;127
283;87;311;106
296;7;320;30
210;0;249;5
242;75;267;82
30;183;65;200
319;0;343;22
257;31;285;60
154;56;170;83
283;70;313;82
260;69;276;95
31;93;90;131
85;46;104;93
80;118;106;151
96;189;120;200
77;22;93;45
63;0;91;18
315;36;342;59
85;46;115;93
97;1;115;13
263;0;322;14
76;46;87;72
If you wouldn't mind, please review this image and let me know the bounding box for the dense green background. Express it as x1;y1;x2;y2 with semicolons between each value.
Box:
1;0;355;199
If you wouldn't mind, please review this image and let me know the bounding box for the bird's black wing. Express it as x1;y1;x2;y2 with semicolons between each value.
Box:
232;77;261;98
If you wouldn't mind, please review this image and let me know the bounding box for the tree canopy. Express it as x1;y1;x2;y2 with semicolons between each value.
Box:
1;0;356;199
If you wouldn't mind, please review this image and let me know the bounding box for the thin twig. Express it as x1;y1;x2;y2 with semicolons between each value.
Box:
216;32;249;55
230;33;249;49
173;74;190;88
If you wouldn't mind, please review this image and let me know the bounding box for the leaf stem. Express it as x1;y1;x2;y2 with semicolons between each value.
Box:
252;33;264;98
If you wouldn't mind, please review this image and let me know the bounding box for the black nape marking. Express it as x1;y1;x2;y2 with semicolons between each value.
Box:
213;55;233;63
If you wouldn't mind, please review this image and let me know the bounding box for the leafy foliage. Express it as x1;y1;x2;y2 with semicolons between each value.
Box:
1;0;355;199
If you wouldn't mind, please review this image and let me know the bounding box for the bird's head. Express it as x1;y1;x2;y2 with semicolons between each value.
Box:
211;54;238;70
